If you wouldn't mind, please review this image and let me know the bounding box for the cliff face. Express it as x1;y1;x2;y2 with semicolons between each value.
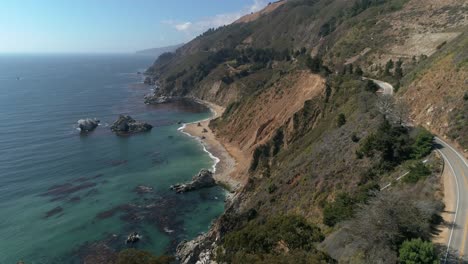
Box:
402;33;468;153
146;0;467;262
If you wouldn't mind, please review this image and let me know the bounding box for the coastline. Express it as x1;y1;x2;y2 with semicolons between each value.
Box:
178;99;241;192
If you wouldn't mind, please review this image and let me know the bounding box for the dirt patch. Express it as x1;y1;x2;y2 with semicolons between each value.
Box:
391;32;460;57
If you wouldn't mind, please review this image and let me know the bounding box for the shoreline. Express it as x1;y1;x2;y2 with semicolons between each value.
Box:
177;98;241;192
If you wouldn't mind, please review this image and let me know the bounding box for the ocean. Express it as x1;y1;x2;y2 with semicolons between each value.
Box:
0;54;225;263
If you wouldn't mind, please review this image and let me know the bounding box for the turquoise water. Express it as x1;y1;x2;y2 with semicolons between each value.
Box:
0;54;225;263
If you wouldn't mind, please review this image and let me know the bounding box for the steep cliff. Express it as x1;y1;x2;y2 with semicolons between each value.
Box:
402;32;467;153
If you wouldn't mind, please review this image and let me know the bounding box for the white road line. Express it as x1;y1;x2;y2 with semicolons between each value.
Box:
436;137;468;168
438;149;461;264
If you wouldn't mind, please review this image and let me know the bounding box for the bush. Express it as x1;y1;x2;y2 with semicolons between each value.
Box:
365;80;379;92
411;128;434;159
323;193;355;226
268;183;277;193
358;120;413;168
323;183;378;227
399;239;439;264
337;113;347;127
306;56;322;73
221;215;324;260
351;133;360;142
404;162;431;183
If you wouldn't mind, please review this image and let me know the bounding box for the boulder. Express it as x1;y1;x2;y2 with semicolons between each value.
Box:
125;232;141;244
110;115;152;135
77;118;100;132
170;169;215;193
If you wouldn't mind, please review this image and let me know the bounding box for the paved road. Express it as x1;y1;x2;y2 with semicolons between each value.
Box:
362;77;394;95
435;137;468;263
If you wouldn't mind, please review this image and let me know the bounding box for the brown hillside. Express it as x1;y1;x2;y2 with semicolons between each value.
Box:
234;1;286;24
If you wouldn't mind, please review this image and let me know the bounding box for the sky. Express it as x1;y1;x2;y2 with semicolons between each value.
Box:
0;0;269;54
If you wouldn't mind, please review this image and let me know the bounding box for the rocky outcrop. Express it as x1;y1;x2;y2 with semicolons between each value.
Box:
110;115;152;135
144;94;177;105
125;232;141;244
77;118;100;132
176;233;215;264
143;76;154;85
170;169;215;193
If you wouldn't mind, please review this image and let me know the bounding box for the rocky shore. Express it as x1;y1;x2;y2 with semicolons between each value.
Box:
173;99;246;263
170;169;216;193
179;99;242;192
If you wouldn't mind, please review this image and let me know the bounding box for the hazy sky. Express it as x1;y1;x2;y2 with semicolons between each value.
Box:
0;0;269;53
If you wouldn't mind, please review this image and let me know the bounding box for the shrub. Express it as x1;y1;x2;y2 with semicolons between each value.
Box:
357;119;413;169
404;162;431;183
351;133;360;142
268;183;277;193
337;113;347;127
306;56;322;73
221;215;324;259
323;193;355;226
411;128;434;159
399;239;439;264
365;80;379;92
221;75;234;84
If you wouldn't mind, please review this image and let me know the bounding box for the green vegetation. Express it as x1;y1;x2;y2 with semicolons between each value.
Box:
323;183;378;226
357;120;433;172
399;239;439;264
306;56;323;73
411;128;434;159
336;113;346;127
357;120;412;168
117;249;174;264
404;162;431;183
218;215;329;262
364;80;379;92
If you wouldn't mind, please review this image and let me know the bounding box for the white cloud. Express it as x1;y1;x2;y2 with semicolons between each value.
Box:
175;22;192;31
164;0;269;37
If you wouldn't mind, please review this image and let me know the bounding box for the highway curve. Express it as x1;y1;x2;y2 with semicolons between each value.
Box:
435;137;468;263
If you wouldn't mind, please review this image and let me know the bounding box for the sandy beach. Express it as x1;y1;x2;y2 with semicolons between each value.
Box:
180;100;243;192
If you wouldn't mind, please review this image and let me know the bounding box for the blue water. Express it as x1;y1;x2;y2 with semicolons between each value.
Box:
0;54;225;263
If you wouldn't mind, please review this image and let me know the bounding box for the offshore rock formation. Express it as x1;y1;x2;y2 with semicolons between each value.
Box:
170;169;215;193
77;118;100;132
110;115;152;135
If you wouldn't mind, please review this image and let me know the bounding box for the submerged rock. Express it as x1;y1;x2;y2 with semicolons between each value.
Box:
134;185;153;194
110;115;152;135
170;169;215;193
77;118;100;132
125;232;141;244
